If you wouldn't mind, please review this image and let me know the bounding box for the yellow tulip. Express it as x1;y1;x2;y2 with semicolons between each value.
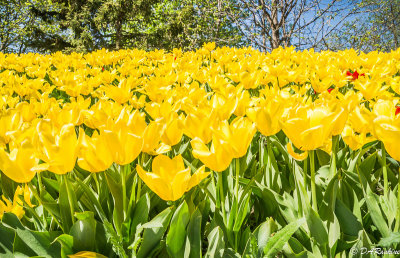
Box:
373;101;400;161
286;142;308;161
373;117;400;161
36;120;78;174
137;155;209;201
68;251;108;258
15;102;36;122
0;109;22;146
0;139;48;183
77;128;113;172
142;120;171;155
161;114;184;146
342;125;376;151
102;110;145;165
191;135;233;172
212;118;256;159
281;102;342;151
348;105;374;135
0;185;34;219
211;93;237;121
184;109;218;144
247;96;284;137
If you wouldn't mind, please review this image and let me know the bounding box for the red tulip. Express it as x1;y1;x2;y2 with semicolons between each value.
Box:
346;70;365;81
396;106;400;116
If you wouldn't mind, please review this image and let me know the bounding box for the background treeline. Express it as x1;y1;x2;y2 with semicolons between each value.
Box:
0;0;399;54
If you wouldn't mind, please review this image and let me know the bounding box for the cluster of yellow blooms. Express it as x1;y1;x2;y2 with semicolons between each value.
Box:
0;43;400;205
0;185;33;219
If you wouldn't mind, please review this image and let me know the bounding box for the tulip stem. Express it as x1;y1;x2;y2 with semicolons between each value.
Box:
121;165;128;220
136;177;142;203
395;169;400;232
93;172;100;194
330;135;339;178
28;182;63;231
62;175;75;225
211;171;219;209
303;156;308;190
37;172;43;195
235;158;240;200
382;142;388;198
218;172;227;222
310;150;317;211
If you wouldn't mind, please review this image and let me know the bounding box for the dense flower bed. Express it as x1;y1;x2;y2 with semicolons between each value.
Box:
0;43;400;257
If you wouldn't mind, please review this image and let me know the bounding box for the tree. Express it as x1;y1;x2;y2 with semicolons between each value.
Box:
327;0;400;52
229;0;361;51
17;0;245;53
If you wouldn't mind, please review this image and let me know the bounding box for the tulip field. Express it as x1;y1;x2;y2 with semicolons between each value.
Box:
1;43;400;257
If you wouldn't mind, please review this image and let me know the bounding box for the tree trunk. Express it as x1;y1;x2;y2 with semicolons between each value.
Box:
270;0;280;49
115;19;122;50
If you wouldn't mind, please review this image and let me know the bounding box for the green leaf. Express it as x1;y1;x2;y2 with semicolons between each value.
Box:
378;232;400;247
130;193;150;238
75;177;107;222
365;189;390;237
166;201;190;258
137;207;173;258
243;233;257;257
69;211;96;252
263;218;305;258
233;192;250;232
59;176;77;233
254;218;278;257
105;170;124;230
103;221;126;258
305;207;328;247
53;234;74;257
334;199;362;237
205;227;225;258
1;212;24;229
316;149;331;166
359;151;376;179
185;209;202;258
0;223;15;257
14;228;62;258
319;174;338;221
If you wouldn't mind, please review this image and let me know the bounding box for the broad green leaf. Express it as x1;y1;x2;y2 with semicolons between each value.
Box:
130;193;150;238
75;177;107;222
70;212;96;252
166;201;190;258
264;218;305;258
14;228;62;257
305;207;328;250
0;223;14;257
54;234;74;257
378;232;400;247
254;217;278;257
59;176;77;233
334;199;362;237
137;207;173;258
185;209;202;258
105;171;124;230
365;190;390;237
243;233;257;257
103;221;126;258
233;192;250;232
205;227;225;258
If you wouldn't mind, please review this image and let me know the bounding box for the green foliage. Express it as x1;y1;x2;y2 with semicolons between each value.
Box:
0;0;246;53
